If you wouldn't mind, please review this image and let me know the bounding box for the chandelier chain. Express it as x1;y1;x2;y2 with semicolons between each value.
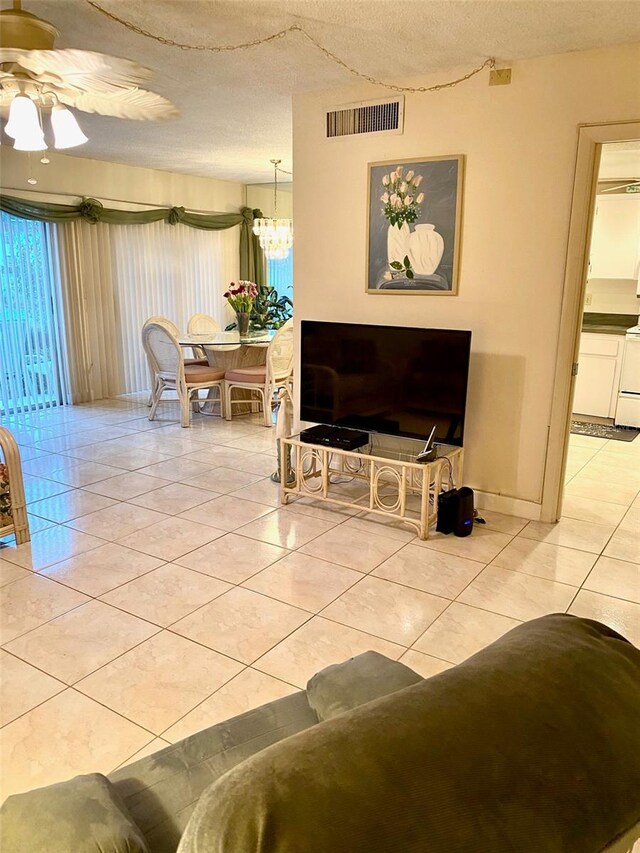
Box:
273;164;278;217
85;1;495;94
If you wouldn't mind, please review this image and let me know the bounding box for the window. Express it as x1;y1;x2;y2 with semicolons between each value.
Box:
0;213;68;415
267;249;293;299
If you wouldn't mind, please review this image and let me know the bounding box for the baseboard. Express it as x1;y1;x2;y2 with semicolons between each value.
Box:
474;490;542;521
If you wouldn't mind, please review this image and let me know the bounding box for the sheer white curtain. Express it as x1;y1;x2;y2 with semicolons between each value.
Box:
110;221;237;392
55;219;238;400
54;220;121;403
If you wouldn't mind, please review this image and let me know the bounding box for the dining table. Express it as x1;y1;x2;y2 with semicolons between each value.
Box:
178;330;276;415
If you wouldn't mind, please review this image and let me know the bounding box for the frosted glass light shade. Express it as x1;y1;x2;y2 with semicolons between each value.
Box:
5;95;41;140
51;105;88;149
13;132;47;151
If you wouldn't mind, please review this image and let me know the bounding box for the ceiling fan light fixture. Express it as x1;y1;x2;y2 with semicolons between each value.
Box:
51;104;88;149
0;1;176;182
4;93;38;139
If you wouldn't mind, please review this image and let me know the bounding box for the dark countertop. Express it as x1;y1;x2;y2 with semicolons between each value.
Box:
582;312;638;336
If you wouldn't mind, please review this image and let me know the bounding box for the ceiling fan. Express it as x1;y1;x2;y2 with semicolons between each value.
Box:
0;0;177;153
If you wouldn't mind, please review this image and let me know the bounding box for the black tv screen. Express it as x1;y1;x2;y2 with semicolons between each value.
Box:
300;321;472;445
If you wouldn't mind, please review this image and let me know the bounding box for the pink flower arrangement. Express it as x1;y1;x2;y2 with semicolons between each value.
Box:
223;280;258;313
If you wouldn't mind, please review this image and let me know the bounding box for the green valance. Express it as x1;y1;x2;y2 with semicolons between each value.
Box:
0;194;265;285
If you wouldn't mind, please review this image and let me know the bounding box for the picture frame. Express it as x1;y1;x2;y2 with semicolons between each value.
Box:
366;154;464;295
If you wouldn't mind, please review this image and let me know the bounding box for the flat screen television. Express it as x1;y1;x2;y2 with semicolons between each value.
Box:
300;321;472;445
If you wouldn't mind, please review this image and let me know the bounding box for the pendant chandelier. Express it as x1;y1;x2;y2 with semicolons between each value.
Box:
253;159;293;260
0;1;176;174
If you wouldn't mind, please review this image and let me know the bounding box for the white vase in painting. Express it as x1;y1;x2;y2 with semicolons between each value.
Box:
387;222;411;266
409;224;444;275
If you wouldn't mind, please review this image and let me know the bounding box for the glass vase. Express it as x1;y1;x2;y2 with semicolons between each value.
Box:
236;312;250;336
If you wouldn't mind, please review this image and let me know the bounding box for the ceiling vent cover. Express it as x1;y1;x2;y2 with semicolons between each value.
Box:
326;97;404;139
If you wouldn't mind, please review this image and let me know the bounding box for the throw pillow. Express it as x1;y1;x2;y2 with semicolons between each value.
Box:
0;773;150;853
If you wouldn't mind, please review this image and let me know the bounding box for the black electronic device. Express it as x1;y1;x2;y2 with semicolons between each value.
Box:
300;321;472;445
437;486;475;537
300;424;369;451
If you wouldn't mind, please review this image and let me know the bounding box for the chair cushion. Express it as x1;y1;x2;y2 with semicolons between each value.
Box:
0;772;149;853
177;614;640;853
225;366;267;384
184;365;225;383
306;650;422;721
185;358;209;366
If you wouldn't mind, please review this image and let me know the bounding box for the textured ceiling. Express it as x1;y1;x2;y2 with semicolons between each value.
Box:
2;0;640;183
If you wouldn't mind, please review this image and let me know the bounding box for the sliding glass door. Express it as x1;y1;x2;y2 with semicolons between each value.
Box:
0;212;68;415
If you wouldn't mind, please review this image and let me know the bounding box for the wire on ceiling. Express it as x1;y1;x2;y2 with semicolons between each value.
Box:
85;1;496;95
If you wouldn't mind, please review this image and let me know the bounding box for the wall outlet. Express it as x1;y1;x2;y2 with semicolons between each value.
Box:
585;293;593;306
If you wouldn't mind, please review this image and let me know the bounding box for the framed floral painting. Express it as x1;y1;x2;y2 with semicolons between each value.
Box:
366;154;464;295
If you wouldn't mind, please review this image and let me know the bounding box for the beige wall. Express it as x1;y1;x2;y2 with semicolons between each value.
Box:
246;182;293;219
293;42;640;510
0;147;244;212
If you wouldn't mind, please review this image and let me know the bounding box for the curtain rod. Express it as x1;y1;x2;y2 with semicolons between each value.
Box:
0;185;228;216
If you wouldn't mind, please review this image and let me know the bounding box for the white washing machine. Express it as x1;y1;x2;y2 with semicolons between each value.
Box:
615;324;640;428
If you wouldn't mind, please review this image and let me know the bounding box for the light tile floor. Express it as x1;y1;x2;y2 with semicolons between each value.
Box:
1;401;639;802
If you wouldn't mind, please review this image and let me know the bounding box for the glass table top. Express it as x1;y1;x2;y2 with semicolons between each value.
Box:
177;330;275;347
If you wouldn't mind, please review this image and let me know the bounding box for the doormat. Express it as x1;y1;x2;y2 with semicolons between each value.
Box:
571;421;639;442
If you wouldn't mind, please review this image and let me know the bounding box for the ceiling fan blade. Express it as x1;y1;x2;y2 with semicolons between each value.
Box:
57;86;178;121
16;48;154;88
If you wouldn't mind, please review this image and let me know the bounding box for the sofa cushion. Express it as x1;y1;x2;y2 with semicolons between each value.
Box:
177;614;640;853
306;650;422;720
0;772;149;853
109;690;317;853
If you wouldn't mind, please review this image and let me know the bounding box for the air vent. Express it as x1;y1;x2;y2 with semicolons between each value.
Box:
326;97;404;139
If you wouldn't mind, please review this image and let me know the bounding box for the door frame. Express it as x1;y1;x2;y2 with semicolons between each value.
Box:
541;119;640;523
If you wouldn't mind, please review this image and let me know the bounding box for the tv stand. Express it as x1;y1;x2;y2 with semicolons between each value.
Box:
280;435;463;540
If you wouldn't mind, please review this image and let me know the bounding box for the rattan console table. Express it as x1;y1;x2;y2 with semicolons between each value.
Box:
280;436;463;540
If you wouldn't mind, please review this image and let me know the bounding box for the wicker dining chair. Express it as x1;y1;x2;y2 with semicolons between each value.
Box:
143;315;207;405
142;321;225;427
187;313;221;359
224;319;294;427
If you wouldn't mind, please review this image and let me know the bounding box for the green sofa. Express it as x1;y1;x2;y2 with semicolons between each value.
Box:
2;615;639;853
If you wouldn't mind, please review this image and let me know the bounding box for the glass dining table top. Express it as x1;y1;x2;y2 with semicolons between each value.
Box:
177;330;276;347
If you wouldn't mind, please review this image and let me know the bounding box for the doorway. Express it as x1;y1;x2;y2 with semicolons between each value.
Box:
541;120;640;523
0;212;68;416
571;142;640;439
